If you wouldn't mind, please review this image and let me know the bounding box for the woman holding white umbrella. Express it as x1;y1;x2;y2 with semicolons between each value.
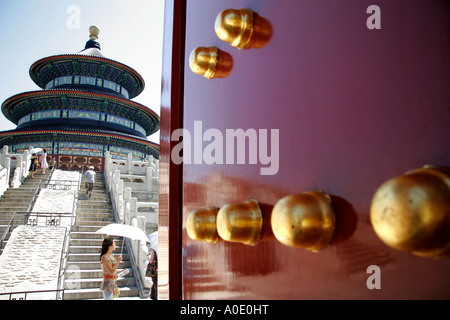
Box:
96;223;149;299
40;149;49;174
99;236;123;300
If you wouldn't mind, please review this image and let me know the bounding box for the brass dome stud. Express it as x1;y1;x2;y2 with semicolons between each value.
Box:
216;199;263;245
370;165;450;258
186;207;221;244
189;46;233;79
215;8;254;49
271;191;336;251
215;8;272;49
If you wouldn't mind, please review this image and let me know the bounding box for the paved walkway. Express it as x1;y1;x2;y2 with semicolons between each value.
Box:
0;226;66;299
0;170;80;299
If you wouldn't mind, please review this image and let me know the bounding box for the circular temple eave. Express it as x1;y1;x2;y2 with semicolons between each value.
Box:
29;55;145;99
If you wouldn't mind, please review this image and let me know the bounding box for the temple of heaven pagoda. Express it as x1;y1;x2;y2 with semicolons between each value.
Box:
0;26;159;171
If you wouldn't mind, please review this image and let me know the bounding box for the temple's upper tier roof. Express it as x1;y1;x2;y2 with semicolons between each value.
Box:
29;26;145;99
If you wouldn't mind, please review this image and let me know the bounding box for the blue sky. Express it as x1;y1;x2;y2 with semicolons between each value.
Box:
0;0;164;144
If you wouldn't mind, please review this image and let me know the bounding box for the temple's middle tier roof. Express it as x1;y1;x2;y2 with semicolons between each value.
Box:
1;89;159;137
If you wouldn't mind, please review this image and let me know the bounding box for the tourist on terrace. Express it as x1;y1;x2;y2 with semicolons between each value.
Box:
84;166;96;198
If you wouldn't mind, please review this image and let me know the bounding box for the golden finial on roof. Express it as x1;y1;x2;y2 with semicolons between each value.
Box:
89;25;100;40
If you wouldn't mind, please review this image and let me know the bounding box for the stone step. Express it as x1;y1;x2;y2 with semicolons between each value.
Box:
73;220;114;227
64;276;135;290
67;253;130;262
70;231;108;240
0;202;34;209
77;200;111;206
69;245;110;254
81;186;107;190
0;195;36;201
21;181;47;186
79;197;109;201
71;225;115;233
75;214;113;221
76;209;113;216
7;182;42;187
75;213;113;219
66;260;132;270
74;220;113;226
82;189;108;193
79;187;108;193
76;210;114;216
76;210;113;217
77;197;109;203
80;181;107;186
0;223;13;232
0;207;29;214
76;204;112;210
22;177;48;181
77;199;110;204
75;216;114;223
68;245;129;254
65;269;105;279
65;268;135;279
1;188;36;199
0;214;28;226
0;198;36;203
21;181;46;187
63;286;139;300
0;190;35;197
80;191;108;196
69;238;124;247
78;194;109;199
77;199;111;204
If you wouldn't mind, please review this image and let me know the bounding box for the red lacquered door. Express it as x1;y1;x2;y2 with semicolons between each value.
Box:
160;0;450;299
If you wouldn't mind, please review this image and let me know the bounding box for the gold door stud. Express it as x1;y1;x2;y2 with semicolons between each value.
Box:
189;46;233;79
215;8;272;49
370;165;450;258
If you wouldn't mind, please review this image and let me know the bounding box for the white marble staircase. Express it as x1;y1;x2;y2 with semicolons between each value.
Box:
63;172;140;300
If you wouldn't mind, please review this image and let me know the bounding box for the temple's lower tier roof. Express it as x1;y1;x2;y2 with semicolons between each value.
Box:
0;127;159;159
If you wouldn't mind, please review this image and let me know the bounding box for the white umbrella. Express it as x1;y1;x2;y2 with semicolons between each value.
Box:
29;147;43;155
96;223;149;253
148;231;158;254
